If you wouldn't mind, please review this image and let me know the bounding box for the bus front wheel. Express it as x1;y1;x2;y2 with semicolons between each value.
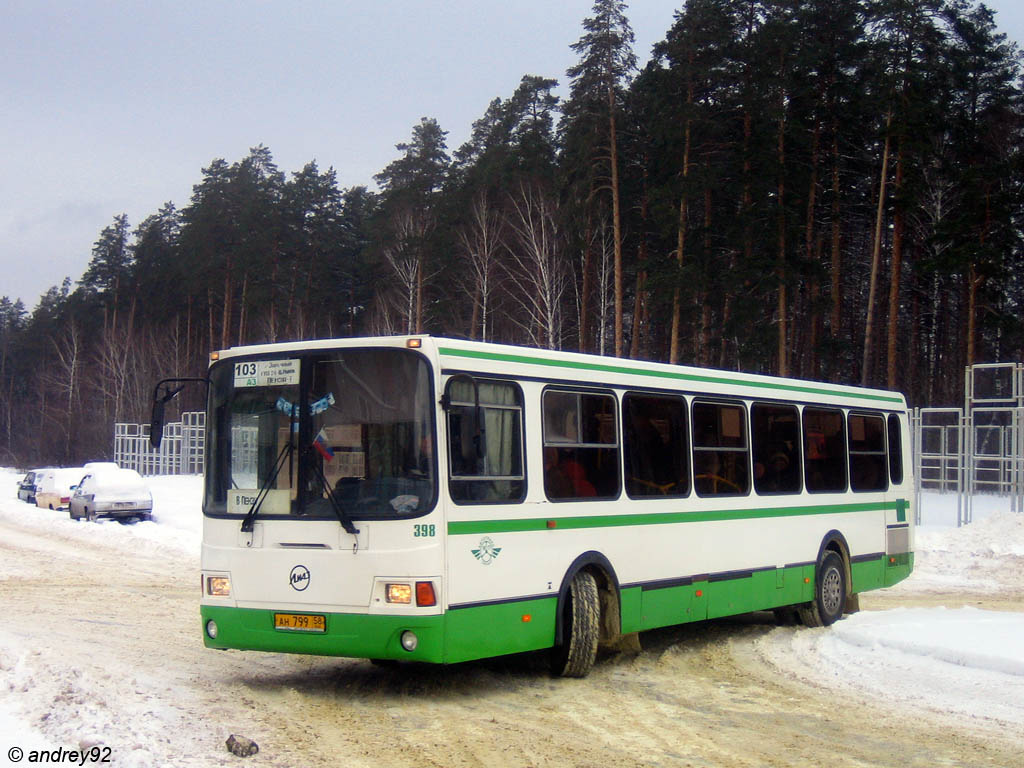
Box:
799;550;846;628
551;570;600;678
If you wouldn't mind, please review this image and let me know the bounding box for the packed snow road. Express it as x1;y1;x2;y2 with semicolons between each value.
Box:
2;475;1023;767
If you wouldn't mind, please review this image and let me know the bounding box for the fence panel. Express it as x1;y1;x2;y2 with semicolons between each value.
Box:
114;412;205;476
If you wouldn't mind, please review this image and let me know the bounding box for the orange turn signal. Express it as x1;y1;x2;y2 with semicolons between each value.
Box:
415;581;436;607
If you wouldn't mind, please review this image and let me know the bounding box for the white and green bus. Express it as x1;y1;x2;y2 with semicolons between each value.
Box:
163;335;913;677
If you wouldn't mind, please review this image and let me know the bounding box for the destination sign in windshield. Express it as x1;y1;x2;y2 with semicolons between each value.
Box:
233;359;300;388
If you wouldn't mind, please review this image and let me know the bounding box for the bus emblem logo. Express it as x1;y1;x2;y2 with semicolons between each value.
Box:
289;565;311;591
472;537;502;565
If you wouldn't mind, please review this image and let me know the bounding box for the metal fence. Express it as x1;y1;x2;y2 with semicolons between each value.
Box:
912;363;1024;526
114;411;205;476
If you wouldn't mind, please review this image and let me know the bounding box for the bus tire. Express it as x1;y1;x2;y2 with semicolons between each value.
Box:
799;550;846;628
551;569;600;678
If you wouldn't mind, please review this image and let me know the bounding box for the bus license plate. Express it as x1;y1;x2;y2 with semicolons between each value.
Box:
274;613;326;633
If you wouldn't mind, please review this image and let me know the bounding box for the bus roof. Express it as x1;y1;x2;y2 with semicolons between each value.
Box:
211;335;908;410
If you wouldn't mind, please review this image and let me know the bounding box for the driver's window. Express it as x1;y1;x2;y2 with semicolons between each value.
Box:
447;378;525;504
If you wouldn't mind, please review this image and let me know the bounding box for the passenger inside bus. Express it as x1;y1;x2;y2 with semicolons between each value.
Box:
544;446;596;499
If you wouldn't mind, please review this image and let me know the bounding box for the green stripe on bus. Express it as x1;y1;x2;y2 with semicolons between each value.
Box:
448;500;903;536
200;552;913;665
437;346;905;404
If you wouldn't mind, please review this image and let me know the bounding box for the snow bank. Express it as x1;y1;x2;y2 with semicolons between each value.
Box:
755;607;1024;729
905;492;1024;593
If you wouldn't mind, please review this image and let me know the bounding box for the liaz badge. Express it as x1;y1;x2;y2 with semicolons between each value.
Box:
472;537;502;565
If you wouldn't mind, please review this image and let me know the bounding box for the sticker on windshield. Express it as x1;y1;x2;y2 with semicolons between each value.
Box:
229;489;292;515
234;359;300;388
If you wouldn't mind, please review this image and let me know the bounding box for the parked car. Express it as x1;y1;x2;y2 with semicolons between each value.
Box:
69;467;153;522
34;467;86;510
84;461;120;471
17;469;49;503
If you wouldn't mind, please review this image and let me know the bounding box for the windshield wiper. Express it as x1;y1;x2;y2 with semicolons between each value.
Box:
240;440;294;533
303;447;360;536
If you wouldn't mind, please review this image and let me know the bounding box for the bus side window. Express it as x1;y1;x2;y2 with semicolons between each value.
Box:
447;379;525;504
887;413;904;485
623;393;690;498
692;401;749;497
751;403;801;495
803;407;847;492
849;413;887;492
543;390;620;501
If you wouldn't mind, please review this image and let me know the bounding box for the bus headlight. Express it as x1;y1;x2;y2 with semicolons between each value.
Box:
386;583;412;604
207;576;231;597
206;620;219;639
400;631;418;652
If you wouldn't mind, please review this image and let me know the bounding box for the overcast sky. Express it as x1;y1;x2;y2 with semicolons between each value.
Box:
2;1;1022;310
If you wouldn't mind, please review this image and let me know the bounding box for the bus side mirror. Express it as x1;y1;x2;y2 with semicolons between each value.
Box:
150;399;166;449
149;376;210;450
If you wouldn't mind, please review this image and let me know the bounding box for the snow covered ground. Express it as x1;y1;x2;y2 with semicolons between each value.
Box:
748;491;1024;733
1;468;1023;764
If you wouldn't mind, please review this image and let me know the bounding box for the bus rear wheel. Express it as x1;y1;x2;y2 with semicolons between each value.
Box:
799;550;846;628
551;570;600;678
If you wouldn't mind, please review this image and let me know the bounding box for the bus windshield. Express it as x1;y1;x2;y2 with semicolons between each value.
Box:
205;347;435;521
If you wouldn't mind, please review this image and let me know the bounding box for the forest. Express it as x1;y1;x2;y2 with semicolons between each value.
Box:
1;0;1022;466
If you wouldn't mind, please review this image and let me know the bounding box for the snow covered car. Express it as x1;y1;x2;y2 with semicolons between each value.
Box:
69;467;153;522
34;467;86;510
17;468;48;503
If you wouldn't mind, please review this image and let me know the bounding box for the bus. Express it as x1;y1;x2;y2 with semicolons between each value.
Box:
154;335;913;677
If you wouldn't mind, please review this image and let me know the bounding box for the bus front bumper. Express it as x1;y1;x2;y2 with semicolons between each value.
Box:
200;605;446;663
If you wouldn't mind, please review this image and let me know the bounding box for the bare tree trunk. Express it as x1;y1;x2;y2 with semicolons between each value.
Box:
470;287;481;341
458;192;502;344
862;110;893;387
966;190;992;366
630;161;650;359
237;273;248;346
579;206;594;353
699;179;713;367
220;256;233;351
608;81;624;358
776;98;788;377
803;118;821;379
207;288;215;354
503;183;566;350
967;265;981;366
51;321;82;464
669;78;693;364
909;290;920;403
830;129;842;348
886;142;905;389
415;259;424;334
809;235;825;379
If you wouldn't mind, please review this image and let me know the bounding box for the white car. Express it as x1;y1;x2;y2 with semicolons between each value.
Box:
34;467;86;510
69;467;153;522
17;468;49;503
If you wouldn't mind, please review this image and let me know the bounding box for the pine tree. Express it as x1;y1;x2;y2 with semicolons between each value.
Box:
565;0;637;357
375;118;450;333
